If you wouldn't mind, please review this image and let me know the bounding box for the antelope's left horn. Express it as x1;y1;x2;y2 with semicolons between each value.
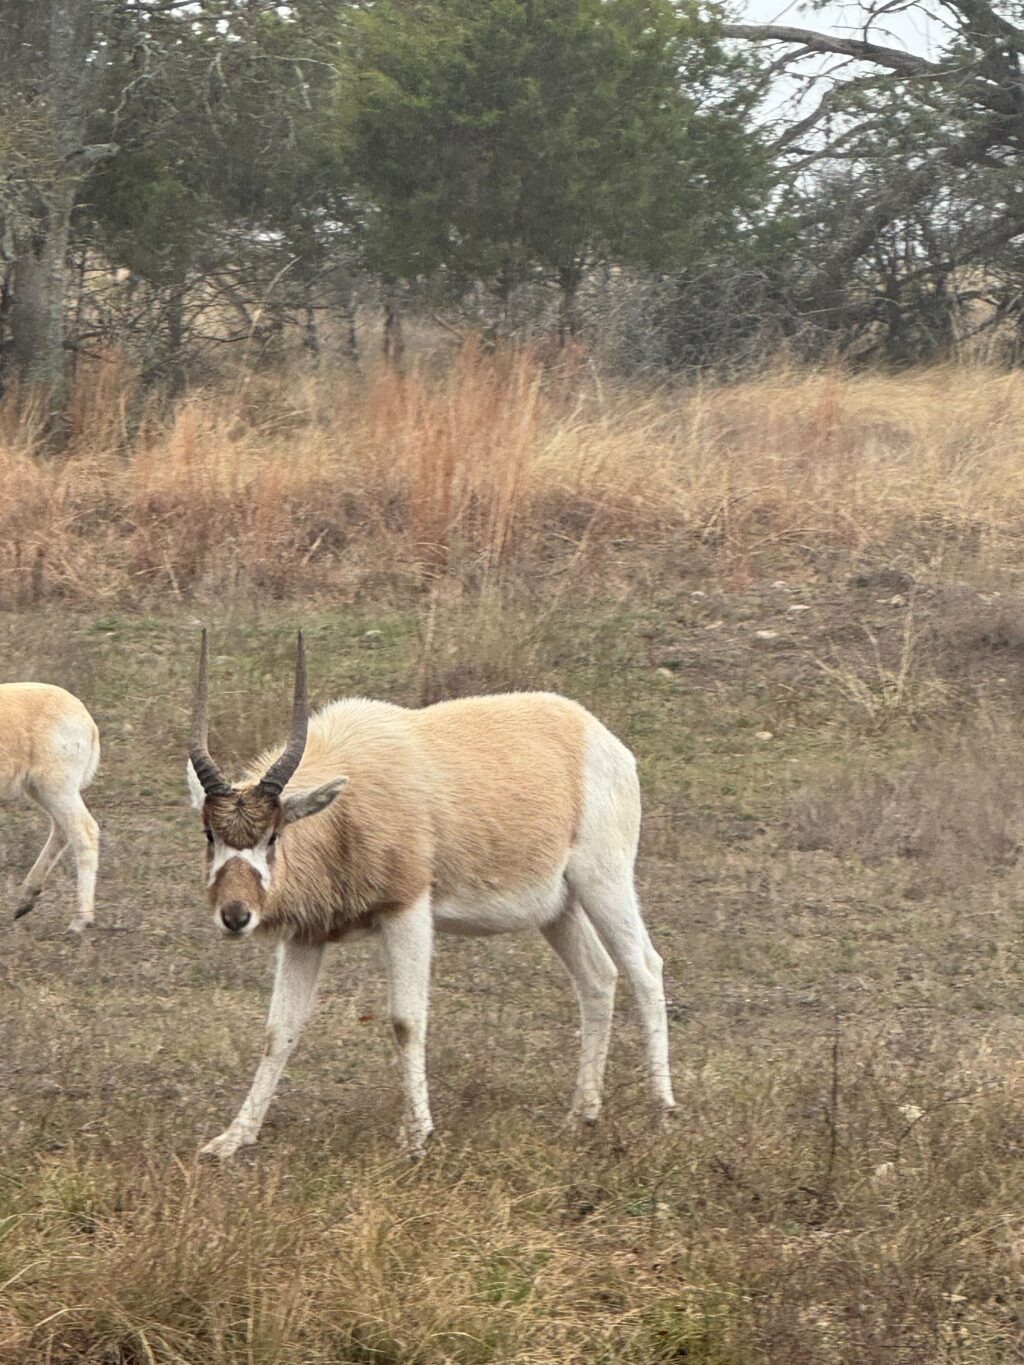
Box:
258;631;309;797
189;627;232;797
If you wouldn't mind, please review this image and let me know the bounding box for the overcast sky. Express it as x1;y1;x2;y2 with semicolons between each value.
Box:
740;0;940;53
736;0;944;117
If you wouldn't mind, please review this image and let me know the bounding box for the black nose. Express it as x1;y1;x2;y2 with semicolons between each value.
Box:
220;901;252;933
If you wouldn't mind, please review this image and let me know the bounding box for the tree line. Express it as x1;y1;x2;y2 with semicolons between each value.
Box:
2;0;1022;424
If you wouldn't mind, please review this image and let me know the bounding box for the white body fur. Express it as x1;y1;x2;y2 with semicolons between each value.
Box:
1;683;100;931
190;691;676;1158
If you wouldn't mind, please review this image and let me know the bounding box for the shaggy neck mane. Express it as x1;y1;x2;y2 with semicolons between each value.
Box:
260;794;429;944
238;700;436;945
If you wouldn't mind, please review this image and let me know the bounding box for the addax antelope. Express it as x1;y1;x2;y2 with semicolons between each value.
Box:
187;631;676;1158
1;683;100;932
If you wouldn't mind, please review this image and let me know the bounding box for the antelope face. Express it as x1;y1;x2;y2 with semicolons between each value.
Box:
187;770;347;937
185;628;345;940
196;782;280;937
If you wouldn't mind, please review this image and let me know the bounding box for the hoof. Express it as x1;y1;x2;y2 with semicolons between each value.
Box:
405;1125;434;1160
200;1129;256;1161
568;1095;602;1127
13;892;40;921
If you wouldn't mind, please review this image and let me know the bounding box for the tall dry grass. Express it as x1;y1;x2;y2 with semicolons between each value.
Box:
3;347;1024;608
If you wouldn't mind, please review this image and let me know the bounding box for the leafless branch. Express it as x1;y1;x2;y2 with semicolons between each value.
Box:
721;22;943;78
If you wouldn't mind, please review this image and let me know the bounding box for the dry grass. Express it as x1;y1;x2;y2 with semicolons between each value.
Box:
3;589;1024;1362
4;1060;1024;1365
8;351;1024;1360
785;711;1024;893
5;348;1024;608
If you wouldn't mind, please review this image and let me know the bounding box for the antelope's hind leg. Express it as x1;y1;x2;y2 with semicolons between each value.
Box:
14;783;98;932
541;900;617;1124
201;939;325;1160
60;792;99;932
568;862;676;1117
13;819;68;920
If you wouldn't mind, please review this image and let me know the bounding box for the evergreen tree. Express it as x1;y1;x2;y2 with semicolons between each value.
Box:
341;0;770;329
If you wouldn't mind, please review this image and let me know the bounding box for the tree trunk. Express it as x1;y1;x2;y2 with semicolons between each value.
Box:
0;264;12;386
486;262;514;347
340;291;360;369
557;264;582;347
3;0;99;433
10;189;73;400
165;283;187;398
382;278;405;365
302;279;321;370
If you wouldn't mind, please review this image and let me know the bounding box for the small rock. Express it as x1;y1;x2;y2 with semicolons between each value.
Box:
889;594;906;607
705;620;725;631
899;1102;924;1123
772;579;789;590
690;590;707;599
755;730;774;741
849;568;914;594
655;667;674;679
872;1162;897;1186
754;629;778;640
361;630;384;648
787;604;811;615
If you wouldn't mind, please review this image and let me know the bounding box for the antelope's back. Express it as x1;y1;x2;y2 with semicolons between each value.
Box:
0;683;99;798
412;691;604;895
256;690;632;905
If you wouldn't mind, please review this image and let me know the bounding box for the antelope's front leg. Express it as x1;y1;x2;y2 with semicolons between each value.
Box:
379;892;434;1155
201;939;325;1159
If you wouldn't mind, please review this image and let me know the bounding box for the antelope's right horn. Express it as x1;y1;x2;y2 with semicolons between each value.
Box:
189;627;232;797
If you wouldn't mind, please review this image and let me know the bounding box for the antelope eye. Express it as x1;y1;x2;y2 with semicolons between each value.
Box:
268;832;278;847
205;829;214;845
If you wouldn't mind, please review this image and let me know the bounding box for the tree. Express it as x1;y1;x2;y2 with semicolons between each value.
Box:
341;0;770;335
82;0;354;387
0;0;113;413
0;1;358;409
723;1;1024;360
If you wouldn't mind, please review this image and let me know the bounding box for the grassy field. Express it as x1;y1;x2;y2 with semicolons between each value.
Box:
4;352;1024;1362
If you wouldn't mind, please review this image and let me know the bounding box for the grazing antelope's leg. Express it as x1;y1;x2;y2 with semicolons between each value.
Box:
569;866;676;1115
201;939;325;1159
378;892;434;1155
2;682;101;930
65;795;99;932
14;818;68;920
35;789;99;932
541;900;617;1124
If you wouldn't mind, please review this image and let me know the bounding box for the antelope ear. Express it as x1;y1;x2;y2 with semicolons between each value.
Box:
281;777;348;826
186;760;206;811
